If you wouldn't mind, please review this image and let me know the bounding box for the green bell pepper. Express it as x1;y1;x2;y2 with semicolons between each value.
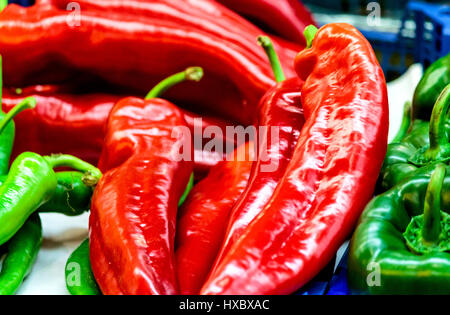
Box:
379;84;450;191
349;163;450;294
413;53;450;120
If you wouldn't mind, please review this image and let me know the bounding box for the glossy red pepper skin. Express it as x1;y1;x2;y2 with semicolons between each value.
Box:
175;142;255;295
201;24;389;295
211;78;305;267
0;1;300;125
2;87;229;177
215;0;316;45
90;97;193;295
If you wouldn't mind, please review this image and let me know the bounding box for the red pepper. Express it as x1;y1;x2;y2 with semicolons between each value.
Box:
201;24;389;295
211;37;305;267
2;86;232;178
0;0;300;125
90;68;203;295
175;141;255;295
214;0;316;45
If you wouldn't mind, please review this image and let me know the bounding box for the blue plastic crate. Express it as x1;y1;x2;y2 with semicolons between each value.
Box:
8;0;33;5
305;1;450;78
406;1;450;68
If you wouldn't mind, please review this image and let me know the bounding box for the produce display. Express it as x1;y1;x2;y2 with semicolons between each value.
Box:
0;0;448;297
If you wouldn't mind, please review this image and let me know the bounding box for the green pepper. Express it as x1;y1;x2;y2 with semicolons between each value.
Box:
0;171;93;216
379;84;450;191
413;53;450;120
348;164;450;295
65;238;101;295
0;152;101;246
0;213;42;295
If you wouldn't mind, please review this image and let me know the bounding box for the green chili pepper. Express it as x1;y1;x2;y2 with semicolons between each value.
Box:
348;164;450;294
0;213;42;295
378;84;450;191
0;152;101;246
0;171;93;216
65;238;101;295
413;53;450;120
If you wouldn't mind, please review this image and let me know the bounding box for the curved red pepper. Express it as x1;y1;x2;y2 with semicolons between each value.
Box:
2;87;231;178
210;37;305;269
212;78;305;267
0;0;300;125
175;142;255;295
201;24;389;295
90;96;193;295
215;0;316;45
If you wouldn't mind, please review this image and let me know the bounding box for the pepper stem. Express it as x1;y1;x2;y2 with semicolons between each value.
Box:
0;97;36;134
178;173;194;207
257;36;286;83
392;101;412;143
44;154;102;186
410;84;450;166
304;25;318;49
422;164;446;244
428;84;450;151
145;67;204;100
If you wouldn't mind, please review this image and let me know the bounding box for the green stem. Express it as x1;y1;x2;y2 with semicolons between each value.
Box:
422;164;446;244
145;67;204;100
392;101;412;143
428;84;450;151
0;97;36;134
178;173;194;207
257;36;285;83
304;25;318;49
44;154;102;187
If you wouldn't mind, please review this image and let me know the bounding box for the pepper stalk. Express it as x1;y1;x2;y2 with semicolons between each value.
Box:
257;36;286;83
0;97;37;135
403;163;450;254
410;84;450;165
144;67;204;205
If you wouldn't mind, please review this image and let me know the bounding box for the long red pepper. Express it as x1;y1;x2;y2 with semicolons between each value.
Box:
201;24;389;295
211;37;305;267
0;0;300;125
215;0;316;45
2;86;232;178
90;68;200;295
175;141;255;295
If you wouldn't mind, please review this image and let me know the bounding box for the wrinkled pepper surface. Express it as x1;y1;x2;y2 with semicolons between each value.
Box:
0;0;300;125
89;69;196;295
